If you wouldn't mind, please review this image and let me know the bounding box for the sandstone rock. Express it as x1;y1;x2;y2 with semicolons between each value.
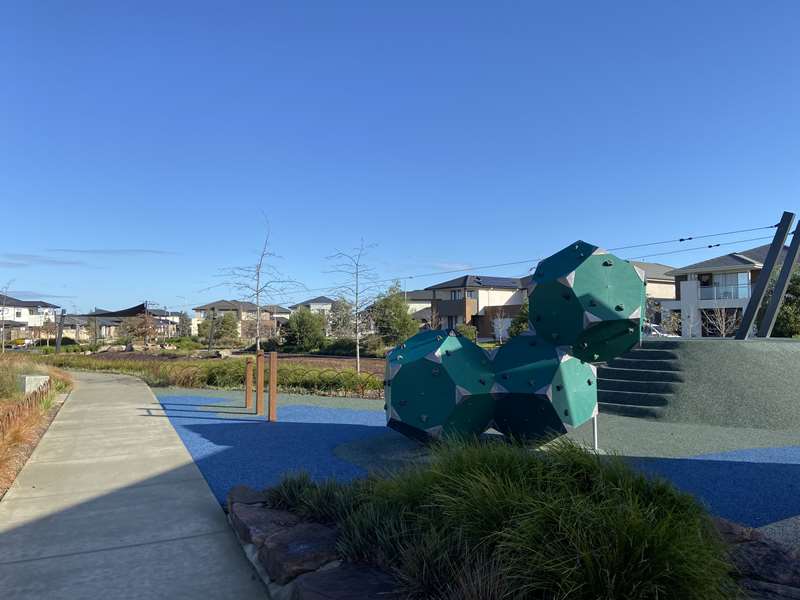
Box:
741;579;800;599
230;504;300;548
730;539;800;588
226;484;270;513
259;522;339;585
291;563;397;599
713;516;766;545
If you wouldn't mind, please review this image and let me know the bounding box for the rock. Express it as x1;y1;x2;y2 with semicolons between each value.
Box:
741;579;800;599
713;516;767;545
230;504;300;548
226;484;270;513
291;563;397;599
730;539;800;588
259;522;339;585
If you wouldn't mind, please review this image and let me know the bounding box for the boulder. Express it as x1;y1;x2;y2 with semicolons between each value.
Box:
259;522;339;585
713;516;766;545
226;484;270;513
291;563;397;599
229;504;300;548
730;538;800;588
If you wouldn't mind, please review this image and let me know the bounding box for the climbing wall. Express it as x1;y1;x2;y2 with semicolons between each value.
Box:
385;240;645;442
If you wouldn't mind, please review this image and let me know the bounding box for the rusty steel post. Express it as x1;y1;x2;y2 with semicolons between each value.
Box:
268;351;278;422
245;357;254;411
256;351;265;416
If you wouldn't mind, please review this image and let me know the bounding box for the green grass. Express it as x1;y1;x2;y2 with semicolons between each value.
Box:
31;353;382;396
261;440;737;600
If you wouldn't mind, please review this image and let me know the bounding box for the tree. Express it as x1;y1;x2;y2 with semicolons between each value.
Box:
329;298;354;339
217;222;297;353
491;308;511;342
285;307;326;352
772;272;800;338
702;305;741;338
198;312;239;345
372;282;419;345
178;312;192;337
327;239;380;373
120;314;158;343
507;302;529;338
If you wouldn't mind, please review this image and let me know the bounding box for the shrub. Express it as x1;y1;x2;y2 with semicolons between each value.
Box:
455;323;477;341
263;440;735;600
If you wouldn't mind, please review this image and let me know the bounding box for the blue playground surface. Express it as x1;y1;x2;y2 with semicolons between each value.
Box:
156;391;800;529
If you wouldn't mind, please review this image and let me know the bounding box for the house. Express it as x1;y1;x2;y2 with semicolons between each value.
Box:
191;300;288;339
403;289;435;325
425;276;525;341
659;244;799;337
289;296;336;315
0;294;60;344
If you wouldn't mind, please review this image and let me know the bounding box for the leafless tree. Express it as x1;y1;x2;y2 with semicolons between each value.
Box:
217;223;298;352
703;305;741;338
326;239;380;373
0;279;13;353
491;308;509;342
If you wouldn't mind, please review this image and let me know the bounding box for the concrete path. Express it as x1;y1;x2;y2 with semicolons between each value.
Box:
0;372;266;600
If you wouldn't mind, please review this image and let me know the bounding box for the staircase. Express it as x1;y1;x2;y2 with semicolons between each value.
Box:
597;340;683;419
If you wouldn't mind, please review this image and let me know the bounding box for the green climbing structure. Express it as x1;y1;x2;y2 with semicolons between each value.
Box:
385;240;644;442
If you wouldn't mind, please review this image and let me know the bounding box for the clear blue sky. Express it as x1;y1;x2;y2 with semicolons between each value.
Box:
2;2;798;313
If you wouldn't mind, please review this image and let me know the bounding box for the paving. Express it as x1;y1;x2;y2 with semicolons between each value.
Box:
155;387;800;549
0;372;266;600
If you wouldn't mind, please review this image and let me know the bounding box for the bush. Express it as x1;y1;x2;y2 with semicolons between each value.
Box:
455;323;477;341
264;440;735;600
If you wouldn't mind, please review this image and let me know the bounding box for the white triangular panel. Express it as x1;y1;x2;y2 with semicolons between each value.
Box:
535;384;552;401
633;265;646;283
424;349;442;364
490;383;509;395
557;270;576;288
583;311;603;330
454;385;472;405
387;362;403;381
591;247;608;255
482;347;499;360
628;307;642;321
555;346;571;363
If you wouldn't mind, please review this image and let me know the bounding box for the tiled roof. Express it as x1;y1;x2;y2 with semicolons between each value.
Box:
425;275;521;290
666;244;797;275
289;296;336;309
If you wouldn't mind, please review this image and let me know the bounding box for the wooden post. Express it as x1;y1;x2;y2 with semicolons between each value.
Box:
256;351;265;416
245;357;254;411
268;351;278;422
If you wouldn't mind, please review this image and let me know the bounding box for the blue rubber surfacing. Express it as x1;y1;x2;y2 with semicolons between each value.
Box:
156;392;800;528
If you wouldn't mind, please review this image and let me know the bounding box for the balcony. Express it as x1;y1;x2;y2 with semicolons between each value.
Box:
698;284;751;301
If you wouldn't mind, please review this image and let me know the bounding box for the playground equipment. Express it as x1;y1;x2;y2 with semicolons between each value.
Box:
385;240;645;443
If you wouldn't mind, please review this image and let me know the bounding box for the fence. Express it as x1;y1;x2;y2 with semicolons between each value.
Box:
0;379;51;443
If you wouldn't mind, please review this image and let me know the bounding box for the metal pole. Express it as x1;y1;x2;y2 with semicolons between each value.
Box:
758;226;800;337
256;350;265;416
245;357;254;411
736;212;795;339
268;351;278;422
592;414;599;451
55;309;66;353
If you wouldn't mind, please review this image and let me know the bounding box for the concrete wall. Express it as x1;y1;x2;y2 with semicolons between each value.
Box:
647;281;676;300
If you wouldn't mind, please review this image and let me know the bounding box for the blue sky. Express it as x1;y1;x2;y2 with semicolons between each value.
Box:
1;2;798;313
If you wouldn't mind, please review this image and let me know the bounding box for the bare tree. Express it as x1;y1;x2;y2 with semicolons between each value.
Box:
491;308;510;343
326;239;380;373
702;305;741;338
217;223;298;352
0;279;13;353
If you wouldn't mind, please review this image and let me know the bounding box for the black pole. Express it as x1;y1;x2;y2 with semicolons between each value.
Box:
758;225;800;337
736;211;795;339
55;309;66;353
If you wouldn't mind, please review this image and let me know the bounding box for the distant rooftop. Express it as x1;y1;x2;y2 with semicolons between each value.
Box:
425;275;522;290
0;294;60;309
289;296;336;309
630;261;675;282
667;244;798;276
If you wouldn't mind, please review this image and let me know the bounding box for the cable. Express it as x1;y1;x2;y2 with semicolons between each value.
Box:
607;224;777;253
627;235;778;260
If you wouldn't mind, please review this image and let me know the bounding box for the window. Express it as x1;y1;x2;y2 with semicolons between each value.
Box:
450;289;463;300
15;310;22;318
466;290;477;299
447;316;455;329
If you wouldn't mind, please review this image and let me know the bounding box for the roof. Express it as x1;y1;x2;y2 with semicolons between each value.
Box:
630;261;675;282
425;275;522;291
193;299;259;312
264;304;291;315
0;320;27;328
404;289;435;301
289;296;336;309
666;244;798;276
0;294;60;309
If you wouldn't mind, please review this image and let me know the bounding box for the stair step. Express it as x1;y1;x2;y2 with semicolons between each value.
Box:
598;390;671;407
597;378;679;394
620;348;679;360
598;402;666;419
640;340;682;350
597;367;684;383
607;358;682;372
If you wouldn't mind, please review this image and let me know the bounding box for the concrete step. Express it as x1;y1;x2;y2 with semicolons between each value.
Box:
597;378;680;394
597;366;684;383
598;402;666;419
598;390;671;407
640;340;683;350
607;357;682;372
620;348;680;360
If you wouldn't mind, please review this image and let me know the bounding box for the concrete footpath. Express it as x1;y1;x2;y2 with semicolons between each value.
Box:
0;372;266;599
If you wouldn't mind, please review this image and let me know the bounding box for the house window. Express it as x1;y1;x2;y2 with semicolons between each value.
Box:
447;316;455;329
450;290;463;300
15;310;22;319
466;290;477;299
